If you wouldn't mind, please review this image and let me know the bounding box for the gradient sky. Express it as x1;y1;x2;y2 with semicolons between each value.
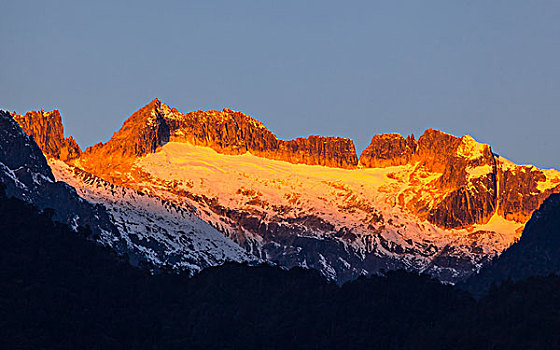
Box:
1;1;559;168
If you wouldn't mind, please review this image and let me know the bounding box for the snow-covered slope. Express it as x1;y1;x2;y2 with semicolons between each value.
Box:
121;142;524;283
49;159;256;274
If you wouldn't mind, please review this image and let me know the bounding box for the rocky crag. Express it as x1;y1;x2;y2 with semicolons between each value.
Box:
359;131;560;228
10;109;81;161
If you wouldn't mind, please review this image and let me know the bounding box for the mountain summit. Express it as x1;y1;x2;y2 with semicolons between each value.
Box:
77;99;358;179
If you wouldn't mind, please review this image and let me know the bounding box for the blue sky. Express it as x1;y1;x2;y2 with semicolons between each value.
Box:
1;1;559;168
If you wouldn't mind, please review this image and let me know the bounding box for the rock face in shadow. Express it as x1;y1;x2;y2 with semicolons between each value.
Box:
11;109;81;161
0;110;120;245
463;193;560;296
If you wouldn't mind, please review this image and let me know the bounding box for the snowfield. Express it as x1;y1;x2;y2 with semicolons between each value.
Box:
113;142;526;283
50;159;256;274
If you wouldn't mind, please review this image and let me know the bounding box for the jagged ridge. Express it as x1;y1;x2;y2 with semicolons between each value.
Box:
79;99;358;175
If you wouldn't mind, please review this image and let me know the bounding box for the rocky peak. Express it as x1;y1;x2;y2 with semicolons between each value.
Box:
78;99;170;178
79;100;358;175
11;109;81;161
358;133;416;168
103;97;170;156
359;129;498;228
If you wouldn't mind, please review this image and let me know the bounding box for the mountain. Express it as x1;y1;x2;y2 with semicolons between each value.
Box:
1;110;254;273
359;129;560;228
463;193;560;295
77;98;357;183
7;99;560;283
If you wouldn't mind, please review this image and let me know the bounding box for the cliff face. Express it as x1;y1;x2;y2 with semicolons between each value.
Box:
359;128;560;229
165;105;357;168
278;135;357;168
417;130;498;228
358;133;416;168
497;161;560;223
11;110;81;161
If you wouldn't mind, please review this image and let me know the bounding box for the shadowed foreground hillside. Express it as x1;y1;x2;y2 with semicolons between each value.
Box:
463;194;560;297
1;185;560;349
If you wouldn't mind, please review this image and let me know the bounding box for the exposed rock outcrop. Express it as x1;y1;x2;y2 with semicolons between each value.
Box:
419;131;498;228
358;133;416;168
360;129;498;228
278;135;357;168
360;128;560;229
165;104;357;168
497;161;560;223
11;109;81;161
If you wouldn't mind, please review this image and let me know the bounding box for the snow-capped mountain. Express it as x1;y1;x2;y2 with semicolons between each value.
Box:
6;99;560;283
1;109;254;274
